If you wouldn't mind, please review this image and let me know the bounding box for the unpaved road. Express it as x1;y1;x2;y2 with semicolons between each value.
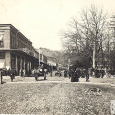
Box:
0;77;115;115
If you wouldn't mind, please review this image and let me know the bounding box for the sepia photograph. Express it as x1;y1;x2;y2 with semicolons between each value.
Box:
0;0;115;114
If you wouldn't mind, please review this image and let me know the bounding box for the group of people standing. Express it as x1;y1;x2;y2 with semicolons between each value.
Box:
95;69;105;78
1;65;47;82
1;66;106;82
54;68;89;82
68;68;89;82
1;68;17;82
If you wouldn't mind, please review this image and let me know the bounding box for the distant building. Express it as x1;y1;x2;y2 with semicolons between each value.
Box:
47;60;57;71
0;24;47;75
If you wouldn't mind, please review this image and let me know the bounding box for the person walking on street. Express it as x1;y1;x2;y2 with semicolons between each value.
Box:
100;68;105;78
44;69;47;80
74;68;80;82
85;69;89;82
64;70;67;77
71;68;75;82
13;69;16;79
34;68;38;81
58;70;61;77
9;68;14;82
68;69;72;79
31;69;35;77
19;69;22;77
23;69;26;77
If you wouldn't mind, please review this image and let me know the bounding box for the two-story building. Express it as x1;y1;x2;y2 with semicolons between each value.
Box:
0;24;47;75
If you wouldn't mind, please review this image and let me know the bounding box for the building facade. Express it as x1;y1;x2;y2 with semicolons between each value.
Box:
0;24;47;75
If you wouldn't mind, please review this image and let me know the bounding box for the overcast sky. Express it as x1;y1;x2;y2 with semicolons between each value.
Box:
0;0;115;50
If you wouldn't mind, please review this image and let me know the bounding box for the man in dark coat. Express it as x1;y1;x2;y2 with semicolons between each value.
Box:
34;68;38;81
64;70;67;77
9;68;14;82
74;68;80;82
85;69;89;82
100;69;105;78
68;69;71;79
13;69;16;79
70;69;75;82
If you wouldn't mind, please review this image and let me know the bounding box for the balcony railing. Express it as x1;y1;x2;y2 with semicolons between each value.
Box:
19;48;35;57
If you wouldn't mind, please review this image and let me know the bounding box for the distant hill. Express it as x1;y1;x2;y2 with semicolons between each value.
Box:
36;48;58;62
36;48;67;67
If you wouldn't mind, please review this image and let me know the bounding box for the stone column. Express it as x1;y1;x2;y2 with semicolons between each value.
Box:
27;60;29;72
15;56;18;72
5;51;11;69
24;58;25;70
20;57;22;70
30;61;31;70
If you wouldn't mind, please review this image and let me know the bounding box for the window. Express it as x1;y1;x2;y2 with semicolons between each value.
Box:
0;52;5;59
12;37;14;48
14;38;16;48
18;40;19;47
0;34;4;47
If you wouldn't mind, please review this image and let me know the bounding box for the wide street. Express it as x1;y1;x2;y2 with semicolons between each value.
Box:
0;72;115;115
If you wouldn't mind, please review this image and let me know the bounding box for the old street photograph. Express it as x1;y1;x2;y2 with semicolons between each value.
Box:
0;0;115;115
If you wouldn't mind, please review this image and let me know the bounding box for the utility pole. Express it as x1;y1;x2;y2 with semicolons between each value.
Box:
92;41;96;77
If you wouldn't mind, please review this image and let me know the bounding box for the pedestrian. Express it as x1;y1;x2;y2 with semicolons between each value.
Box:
23;69;26;77
71;69;75;82
85;69;89;82
81;69;85;78
100;68;105;78
2;68;7;76
19;69;22;77
95;68;98;78
68;69;72;79
31;69;35;77
34;68;38;81
44;68;47;80
74;68;80;82
13;69;16;79
4;68;7;76
9;68;14;82
64;70;67;77
58;70;61;77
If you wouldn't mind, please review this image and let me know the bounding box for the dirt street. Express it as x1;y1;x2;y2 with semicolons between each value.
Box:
0;74;115;114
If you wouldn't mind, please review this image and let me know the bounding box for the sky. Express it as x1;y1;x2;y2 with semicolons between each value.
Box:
0;0;115;50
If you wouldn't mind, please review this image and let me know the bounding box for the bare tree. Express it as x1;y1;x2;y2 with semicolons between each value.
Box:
61;5;108;68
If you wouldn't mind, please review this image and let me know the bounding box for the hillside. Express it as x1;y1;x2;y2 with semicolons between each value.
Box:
36;48;59;62
36;48;68;67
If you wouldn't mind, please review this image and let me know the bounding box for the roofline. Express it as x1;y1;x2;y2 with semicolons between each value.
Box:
0;24;32;44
